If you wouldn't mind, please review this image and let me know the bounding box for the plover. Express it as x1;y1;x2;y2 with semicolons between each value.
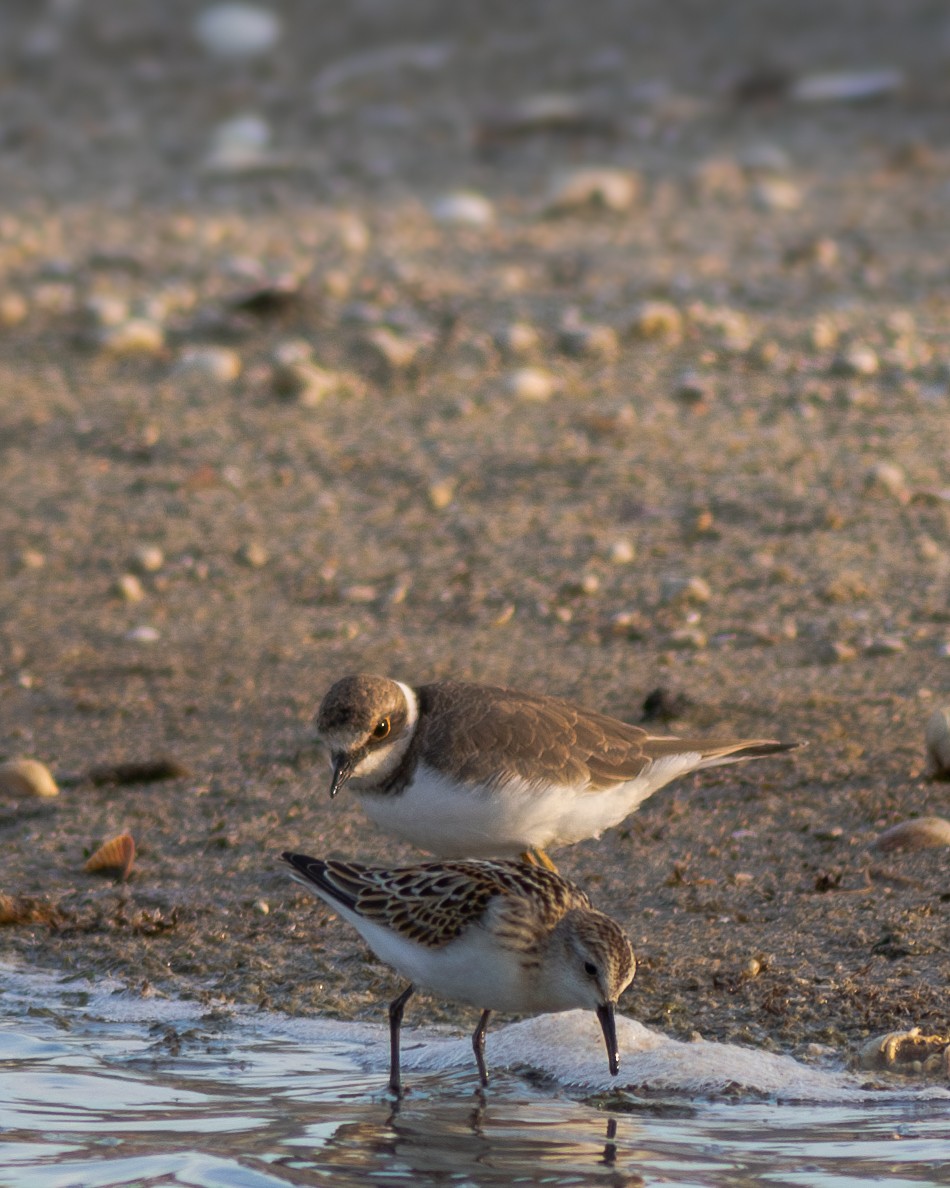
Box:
315;674;802;870
281;852;636;1092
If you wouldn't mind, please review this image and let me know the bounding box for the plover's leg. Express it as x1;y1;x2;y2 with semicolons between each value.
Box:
388;983;415;1093
472;1009;492;1087
521;848;559;873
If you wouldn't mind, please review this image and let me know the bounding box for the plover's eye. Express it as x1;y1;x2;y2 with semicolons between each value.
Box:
371;717;391;740
584;961;598;977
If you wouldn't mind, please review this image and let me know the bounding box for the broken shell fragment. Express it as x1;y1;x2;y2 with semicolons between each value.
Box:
871;816;950;853
856;1027;950;1076
0;758;59;799
84;832;136;880
924;706;950;777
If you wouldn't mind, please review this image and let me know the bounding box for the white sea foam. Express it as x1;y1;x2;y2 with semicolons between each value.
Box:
3;964;947;1105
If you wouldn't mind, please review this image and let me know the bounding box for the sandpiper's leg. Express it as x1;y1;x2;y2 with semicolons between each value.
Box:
388;984;415;1093
522;848;559;873
472;1009;492;1087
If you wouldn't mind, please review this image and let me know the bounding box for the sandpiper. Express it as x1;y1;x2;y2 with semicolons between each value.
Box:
315;674;801;870
281;852;636;1092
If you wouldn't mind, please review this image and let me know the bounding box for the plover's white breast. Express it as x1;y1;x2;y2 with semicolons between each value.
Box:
356;752;704;856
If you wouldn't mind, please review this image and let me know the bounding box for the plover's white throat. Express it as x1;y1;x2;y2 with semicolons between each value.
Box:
281;852;636;1092
315;674;802;870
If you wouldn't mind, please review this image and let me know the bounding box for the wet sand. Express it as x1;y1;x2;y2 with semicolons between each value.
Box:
0;0;948;1070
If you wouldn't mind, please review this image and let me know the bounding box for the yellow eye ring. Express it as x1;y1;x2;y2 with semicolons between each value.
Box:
372;717;391;740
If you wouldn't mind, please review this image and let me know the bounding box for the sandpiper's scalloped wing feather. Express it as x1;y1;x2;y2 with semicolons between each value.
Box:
282;854;588;947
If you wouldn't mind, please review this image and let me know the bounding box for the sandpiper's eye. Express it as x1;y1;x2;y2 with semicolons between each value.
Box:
371;717;391;740
584;961;598;977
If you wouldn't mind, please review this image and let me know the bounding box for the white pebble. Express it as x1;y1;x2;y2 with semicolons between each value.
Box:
609;540;636;565
194;3;281;59
99;319;165;357
0;758;59;799
791;69;903;104
84;294;130;328
125;625;161;643
752;178;803;212
545;168;640;214
175;346;242;382
834;344;879;377
132;545;165;573
237;542;269;568
206;113;272;171
864;461;908;501
430;192;495;228
503;367;557;402
493;322;540;358
116;573;146;603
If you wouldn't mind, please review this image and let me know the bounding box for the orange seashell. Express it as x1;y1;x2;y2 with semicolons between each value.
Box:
84;832;135;880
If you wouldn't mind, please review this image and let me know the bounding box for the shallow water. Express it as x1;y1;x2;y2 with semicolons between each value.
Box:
1;964;948;1187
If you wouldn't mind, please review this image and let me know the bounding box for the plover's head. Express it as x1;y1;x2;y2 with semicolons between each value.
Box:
315;674;418;797
540;908;636;1076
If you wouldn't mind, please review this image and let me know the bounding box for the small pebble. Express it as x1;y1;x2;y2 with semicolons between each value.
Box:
342;584;378;604
0;758;59;799
609;540;636;565
0;292;28;326
863;635;906;656
125;625;161;643
666;627;708;650
493;322;540;358
627;300;683;341
810;317;839;350
132;545;165;574
115;573;146;603
752;178;803;212
545;167;640;214
558;322;618;359
83;294;129;328
833;344;879;377
194;3;281;59
358;327;421;373
864;461;909;502
99;319;166;358
237;542;269;568
925;707;950;776
428;480;455;510
871;817;950;853
19;549;45;570
674;371;712;407
175;346;242;382
660;575;711;606
253;899;270;915
790;69;903;104
503;367;557;402
205;113;272;171
273;357;357;405
818;640;858;664
430;192;495;228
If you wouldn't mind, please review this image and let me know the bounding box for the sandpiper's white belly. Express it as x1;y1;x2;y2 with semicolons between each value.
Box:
342;913;532;1012
354;754;703;857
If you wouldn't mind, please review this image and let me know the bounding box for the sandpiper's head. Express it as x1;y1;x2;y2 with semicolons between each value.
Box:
316;674;418;797
542;908;636;1076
